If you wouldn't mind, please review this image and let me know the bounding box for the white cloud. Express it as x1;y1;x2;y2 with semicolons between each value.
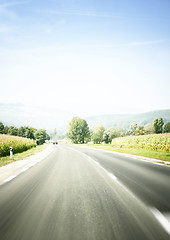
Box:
129;40;166;46
0;1;29;8
0;1;29;19
36;9;121;19
77;40;167;49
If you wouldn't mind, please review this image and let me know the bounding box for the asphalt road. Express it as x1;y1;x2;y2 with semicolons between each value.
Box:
0;144;170;240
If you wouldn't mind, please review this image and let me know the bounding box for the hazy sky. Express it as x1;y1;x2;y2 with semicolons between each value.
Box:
0;0;170;116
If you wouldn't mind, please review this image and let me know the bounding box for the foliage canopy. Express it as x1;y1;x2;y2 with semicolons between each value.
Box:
164;122;170;133
67;117;90;144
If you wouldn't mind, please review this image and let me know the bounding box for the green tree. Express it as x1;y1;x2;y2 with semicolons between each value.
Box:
158;118;164;133
153;118;164;134
130;123;138;135
46;132;50;141
153;118;159;133
8;126;18;136
103;130;110;144
135;126;145;136
0;122;4;133
91;125;105;144
3;126;9;134
18;126;25;137
144;124;152;134
25;127;36;139
164;122;170;133
67;117;90;144
34;129;47;145
103;128;116;144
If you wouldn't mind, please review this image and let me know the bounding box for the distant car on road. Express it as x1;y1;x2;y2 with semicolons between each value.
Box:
53;142;58;144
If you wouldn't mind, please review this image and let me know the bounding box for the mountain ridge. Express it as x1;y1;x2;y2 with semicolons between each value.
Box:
85;109;170;129
0;103;170;131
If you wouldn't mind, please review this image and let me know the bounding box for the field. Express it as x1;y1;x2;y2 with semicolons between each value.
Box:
0;134;36;157
87;133;170;162
111;133;170;152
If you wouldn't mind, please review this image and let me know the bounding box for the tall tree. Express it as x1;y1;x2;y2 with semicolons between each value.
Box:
103;128;116;144
67;117;90;144
153;118;159;133
0;122;4;134
153;118;164;134
91;125;105;144
164;122;170;133
3;126;9;134
130;123;138;135
18;126;25;137
8;126;18;136
158;118;164;133
34;129;47;145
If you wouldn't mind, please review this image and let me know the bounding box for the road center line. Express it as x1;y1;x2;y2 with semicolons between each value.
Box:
108;173;118;181
71;148;149;204
150;207;170;235
85;155;118;182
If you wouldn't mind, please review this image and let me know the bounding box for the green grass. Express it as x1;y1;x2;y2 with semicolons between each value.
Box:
0;144;47;167
85;143;170;162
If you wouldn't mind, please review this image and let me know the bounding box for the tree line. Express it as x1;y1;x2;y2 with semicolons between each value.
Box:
66;117;170;144
0;122;50;145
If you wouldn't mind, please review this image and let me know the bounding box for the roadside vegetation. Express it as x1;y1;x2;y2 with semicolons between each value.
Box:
87;134;170;161
0;143;47;167
67;116;170;161
0;122;51;167
111;133;170;152
0;122;50;145
66;117;90;144
0;134;36;157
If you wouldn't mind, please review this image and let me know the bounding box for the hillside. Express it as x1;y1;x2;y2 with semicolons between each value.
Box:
0;104;170;131
0;103;73;132
85;110;170;129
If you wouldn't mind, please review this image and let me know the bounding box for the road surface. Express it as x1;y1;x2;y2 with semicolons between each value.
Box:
0;144;170;240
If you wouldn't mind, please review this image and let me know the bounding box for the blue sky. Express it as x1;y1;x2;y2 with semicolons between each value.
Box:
0;0;170;116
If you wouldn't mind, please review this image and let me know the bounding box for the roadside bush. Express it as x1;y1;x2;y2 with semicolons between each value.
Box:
0;134;36;157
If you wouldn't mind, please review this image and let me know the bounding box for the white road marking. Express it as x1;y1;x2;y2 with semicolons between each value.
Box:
88;156;118;182
79;146;170;167
19;167;29;173
69;147;153;205
108;173;118;181
0;145;54;185
30;163;37;167
80;151;119;183
151;162;166;167
150;208;170;235
94;161;100;166
3;175;17;183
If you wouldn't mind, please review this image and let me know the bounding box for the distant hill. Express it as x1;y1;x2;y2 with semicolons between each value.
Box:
0;103;74;133
85;110;170;129
0;103;170;132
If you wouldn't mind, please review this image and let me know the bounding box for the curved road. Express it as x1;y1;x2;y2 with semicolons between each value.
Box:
0;144;170;240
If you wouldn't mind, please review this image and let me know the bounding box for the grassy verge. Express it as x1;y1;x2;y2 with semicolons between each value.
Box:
0;144;47;167
85;143;170;162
